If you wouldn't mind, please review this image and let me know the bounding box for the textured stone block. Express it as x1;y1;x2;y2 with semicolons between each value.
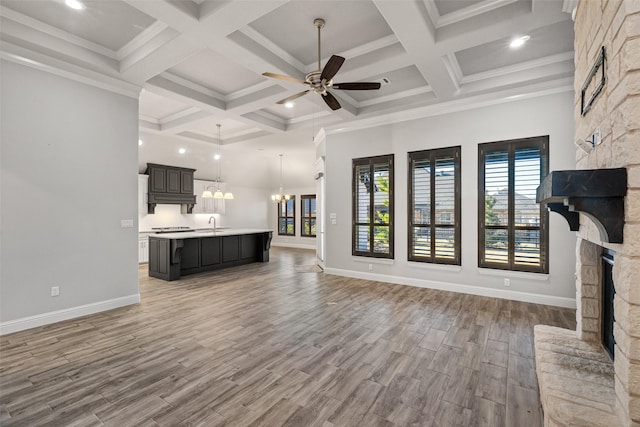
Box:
609;71;640;113
597;142;613;168
621;96;640;130
613;358;640;402
622;38;640;73
614;296;640;338
626;189;640;222
582;297;600;317
613;255;640;305
579;238;600;265
622;224;640;256
629;165;640;188
582;283;599;299
603;0;621;34
579;265;600;284
622;0;640;17
582;317;600;333
612;135;640;166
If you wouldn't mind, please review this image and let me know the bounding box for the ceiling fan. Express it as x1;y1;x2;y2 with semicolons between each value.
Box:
262;18;382;111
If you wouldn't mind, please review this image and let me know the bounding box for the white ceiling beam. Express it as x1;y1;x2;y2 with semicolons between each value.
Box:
435;0;572;54
158;110;213;133
0;14;118;71
241;112;286;132
145;75;226;111
373;0;458;100
118;34;202;84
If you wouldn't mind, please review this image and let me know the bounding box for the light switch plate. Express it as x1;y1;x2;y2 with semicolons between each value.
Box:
121;219;134;228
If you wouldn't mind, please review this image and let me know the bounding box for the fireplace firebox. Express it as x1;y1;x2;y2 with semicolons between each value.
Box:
602;248;615;360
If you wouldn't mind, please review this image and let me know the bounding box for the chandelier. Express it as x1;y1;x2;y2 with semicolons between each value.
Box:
202;124;233;200
271;154;290;202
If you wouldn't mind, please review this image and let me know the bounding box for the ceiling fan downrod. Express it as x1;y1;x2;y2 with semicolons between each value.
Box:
314;18;325;72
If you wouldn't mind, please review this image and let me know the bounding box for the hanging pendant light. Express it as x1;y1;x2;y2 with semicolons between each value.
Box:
203;124;234;200
271;154;290;202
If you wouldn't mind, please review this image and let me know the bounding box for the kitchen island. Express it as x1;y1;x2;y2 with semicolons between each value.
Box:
148;229;273;281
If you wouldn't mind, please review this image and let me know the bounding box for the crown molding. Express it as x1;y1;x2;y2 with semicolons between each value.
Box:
1;41;141;98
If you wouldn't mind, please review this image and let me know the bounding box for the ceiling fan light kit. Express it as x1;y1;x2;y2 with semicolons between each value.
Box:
262;18;382;111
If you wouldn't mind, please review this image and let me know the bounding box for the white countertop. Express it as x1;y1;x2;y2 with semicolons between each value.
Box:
148;228;273;239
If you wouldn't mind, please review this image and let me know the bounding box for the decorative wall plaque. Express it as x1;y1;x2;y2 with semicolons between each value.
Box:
581;46;606;116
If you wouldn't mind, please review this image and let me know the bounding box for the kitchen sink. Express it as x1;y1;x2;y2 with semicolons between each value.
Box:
195;227;229;233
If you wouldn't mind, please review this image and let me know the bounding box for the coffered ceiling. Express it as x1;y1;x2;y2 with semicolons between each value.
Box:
0;0;575;148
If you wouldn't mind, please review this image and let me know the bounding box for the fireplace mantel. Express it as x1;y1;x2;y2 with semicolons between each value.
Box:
536;168;627;243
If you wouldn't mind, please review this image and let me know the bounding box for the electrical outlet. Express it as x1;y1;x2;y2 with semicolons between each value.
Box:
121;219;134;228
51;286;60;297
368;264;373;271
504;278;510;287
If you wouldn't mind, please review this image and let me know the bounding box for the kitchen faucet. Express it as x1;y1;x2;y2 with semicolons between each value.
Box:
208;216;216;229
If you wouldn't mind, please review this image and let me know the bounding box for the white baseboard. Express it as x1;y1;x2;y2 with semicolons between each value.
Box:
0;294;141;336
271;242;316;250
324;268;576;309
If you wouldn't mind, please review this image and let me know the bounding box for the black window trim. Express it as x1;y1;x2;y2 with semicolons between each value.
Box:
352;154;394;259
300;194;316;237
277;195;296;236
478;135;549;274
408;146;462;266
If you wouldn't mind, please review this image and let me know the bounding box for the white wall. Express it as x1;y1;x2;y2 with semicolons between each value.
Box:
269;185;317;249
0;60;140;332
139;185;272;231
324;92;577;307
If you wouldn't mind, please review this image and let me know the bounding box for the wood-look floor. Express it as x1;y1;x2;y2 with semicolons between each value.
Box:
0;248;575;426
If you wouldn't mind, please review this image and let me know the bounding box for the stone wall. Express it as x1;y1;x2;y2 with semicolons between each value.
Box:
574;0;640;424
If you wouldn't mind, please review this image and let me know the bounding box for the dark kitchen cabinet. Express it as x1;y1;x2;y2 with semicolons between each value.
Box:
222;236;240;263
201;237;221;266
149;167;166;193
181;170;194;194
181;238;200;270
167;168;181;193
241;234;258;260
145;163;196;214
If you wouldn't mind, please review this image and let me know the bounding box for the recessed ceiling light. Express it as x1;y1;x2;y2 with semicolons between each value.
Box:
214;154;221;160
65;0;85;10
510;35;530;49
138;139;143;146
284;101;295;108
178;148;186;154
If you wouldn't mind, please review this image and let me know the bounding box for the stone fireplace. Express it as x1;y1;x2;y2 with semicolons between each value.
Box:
533;0;640;425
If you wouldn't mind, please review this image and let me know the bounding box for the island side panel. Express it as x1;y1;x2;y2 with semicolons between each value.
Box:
149;237;181;281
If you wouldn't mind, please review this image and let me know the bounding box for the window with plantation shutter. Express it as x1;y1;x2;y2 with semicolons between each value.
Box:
478;136;549;273
277;196;295;236
352;155;394;258
301;194;316;237
408;147;461;265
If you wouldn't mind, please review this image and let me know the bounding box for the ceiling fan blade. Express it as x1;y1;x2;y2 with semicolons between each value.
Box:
276;90;310;104
262;72;306;85
320;55;345;81
333;82;382;90
322;91;342;111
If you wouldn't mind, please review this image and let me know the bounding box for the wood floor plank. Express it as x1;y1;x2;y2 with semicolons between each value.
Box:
0;248;575;426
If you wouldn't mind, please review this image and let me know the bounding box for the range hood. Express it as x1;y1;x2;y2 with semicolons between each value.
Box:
146;163;196;214
536;168;627;243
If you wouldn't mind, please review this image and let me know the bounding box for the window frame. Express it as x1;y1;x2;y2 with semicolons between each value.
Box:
408;146;461;265
478;136;549;273
352;154;394;259
300;194;316;237
277;195;296;236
